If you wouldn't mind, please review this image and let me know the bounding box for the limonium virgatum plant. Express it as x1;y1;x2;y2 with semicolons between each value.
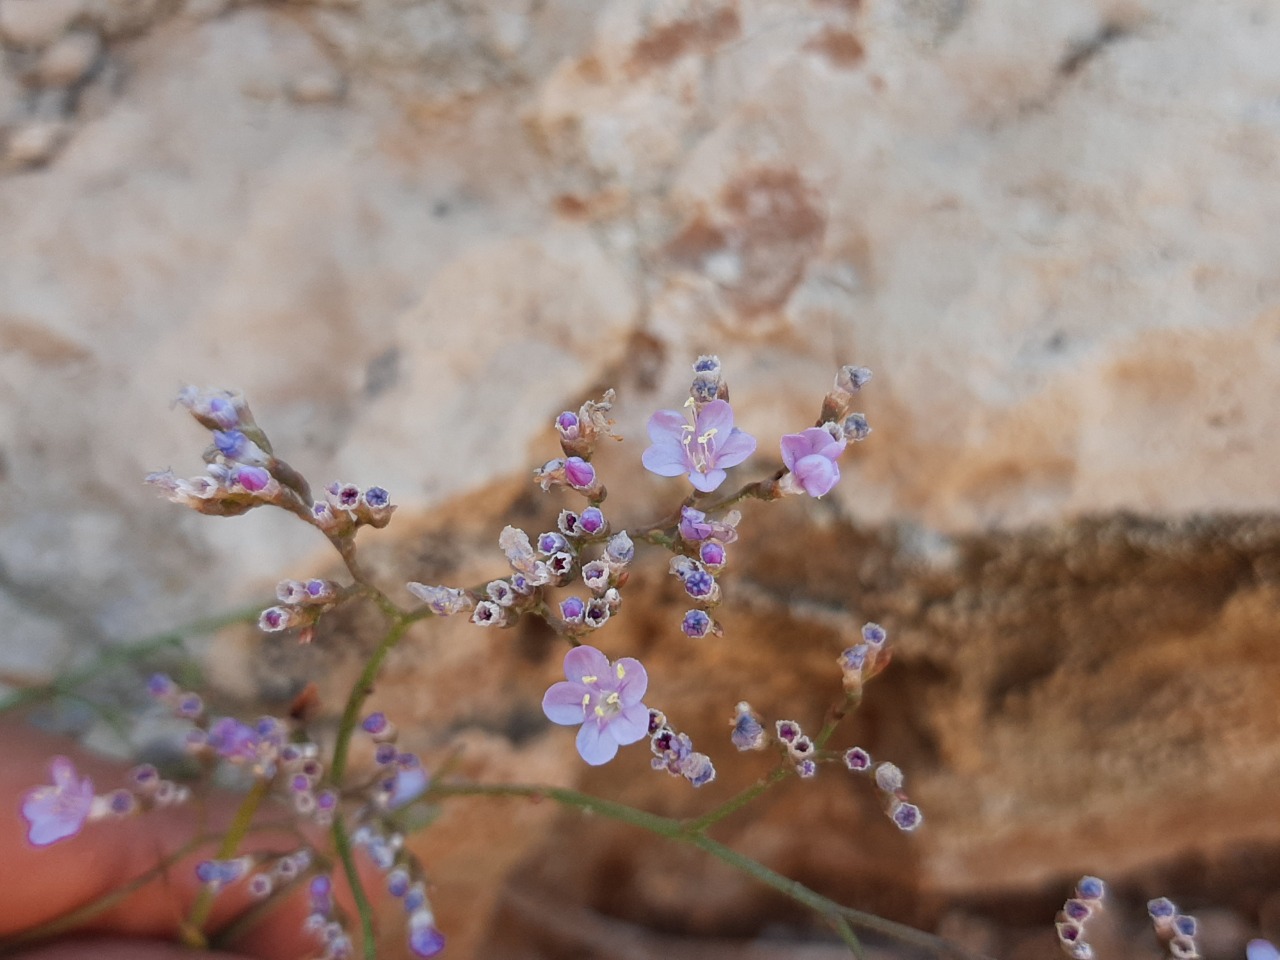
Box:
16;358;956;960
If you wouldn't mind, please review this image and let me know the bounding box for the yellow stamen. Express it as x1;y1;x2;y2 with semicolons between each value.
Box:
615;662;626;679
581;674;598;684
594;705;606;717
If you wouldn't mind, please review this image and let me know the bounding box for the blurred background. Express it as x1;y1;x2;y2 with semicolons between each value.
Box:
2;0;1280;957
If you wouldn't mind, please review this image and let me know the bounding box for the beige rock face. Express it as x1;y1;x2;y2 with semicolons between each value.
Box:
2;0;1280;956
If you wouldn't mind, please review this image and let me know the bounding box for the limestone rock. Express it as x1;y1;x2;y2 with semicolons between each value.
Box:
0;0;84;48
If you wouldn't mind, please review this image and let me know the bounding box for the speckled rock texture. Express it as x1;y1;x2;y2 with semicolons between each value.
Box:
2;0;1279;957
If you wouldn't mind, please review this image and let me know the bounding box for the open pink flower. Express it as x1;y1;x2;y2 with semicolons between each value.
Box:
641;400;756;493
22;756;94;846
542;645;649;765
779;427;847;497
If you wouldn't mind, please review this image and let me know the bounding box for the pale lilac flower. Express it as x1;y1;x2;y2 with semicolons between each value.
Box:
642;399;756;493
677;506;740;543
409;910;446;957
779;427;847;498
730;702;765;751
406;584;472;616
22;757;95;846
386;756;429;809
1247;941;1279;960
541;645;649;766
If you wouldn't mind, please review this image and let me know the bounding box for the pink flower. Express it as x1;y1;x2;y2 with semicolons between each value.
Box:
22;756;95;846
641;400;756;493
541;646;650;765
779;427;847;497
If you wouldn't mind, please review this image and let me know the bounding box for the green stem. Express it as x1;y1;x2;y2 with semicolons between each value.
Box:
426;781;992;960
683;766;790;833
326;613;415;960
0;604;263;714
332;817;377;958
0;835;209;954
182;775;273;946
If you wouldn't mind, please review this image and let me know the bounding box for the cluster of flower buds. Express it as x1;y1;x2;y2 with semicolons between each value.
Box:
1148;897;1201;959
259;577;344;643
349;822;445;958
302;874;354;960
310;482;395;536
774;719;818;778
671;505;739;638
842;748;923;831
362;712;430;810
19;753;191;847
555;389;619;460
1054;876;1106;959
838;622;891;694
648;709;716;787
147;387;298;516
820;364;873;426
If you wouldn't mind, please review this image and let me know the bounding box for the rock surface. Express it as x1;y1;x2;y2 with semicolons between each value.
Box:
1;0;1279;957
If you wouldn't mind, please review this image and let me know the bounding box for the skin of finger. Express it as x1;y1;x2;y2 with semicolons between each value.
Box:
0;719;378;957
11;938;256;960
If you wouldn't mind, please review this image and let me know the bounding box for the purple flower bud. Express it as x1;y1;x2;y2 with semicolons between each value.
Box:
363;486;391;509
796;758;817;779
107;789;136;816
148;673;175;698
375;742;399;765
604;531;634;566
233;465;272;493
195;860;219;885
1077;876;1105;901
684;569;716;600
563;457;596;490
305;579;337;602
648;709;667;735
409;911;446;958
310;874;333;913
471;601;506;627
556;411;580;440
693;355;721;376
213;430;262;463
130;764;159;788
788;735;813;760
583;598;611;629
559;596;586;623
1170;935;1198;960
681;609;712;639
316;789;337;811
1057;919;1084;944
581;560;610;594
362;712;390;736
326;482;362;511
249;873;273;898
548;551;575;581
486;580;515;607
403;883;427;914
258;606;295;633
730;702;765;751
537;531;569;555
874;762;904;793
1173;915;1197;938
840;644;869;673
698;541;726;568
1063;899;1092;922
690;374;719;404
775;720;801;744
1147;897;1176;919
680;752;716;787
835;365;872;393
557;510;580;537
843;413;871;442
578;506;606;536
177;693;204;718
177;387;246;430
891;800;923;831
843;747;872;771
862;622;887;647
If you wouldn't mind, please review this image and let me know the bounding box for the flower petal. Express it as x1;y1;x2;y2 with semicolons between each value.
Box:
542;681;589;725
711;428;757;469
779;432;811;471
646;409;688;444
613;657;648;703
688;467;726;492
642;441;691;477
795;454;839;497
1247;941;1280;960
576;721;620;765
694;400;734;438
563;645;611;683
609;702;652;745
